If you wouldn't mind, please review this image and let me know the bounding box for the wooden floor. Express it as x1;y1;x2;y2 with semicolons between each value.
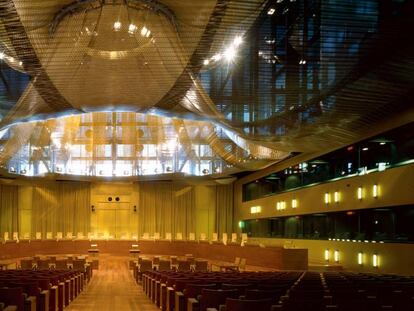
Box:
66;255;158;311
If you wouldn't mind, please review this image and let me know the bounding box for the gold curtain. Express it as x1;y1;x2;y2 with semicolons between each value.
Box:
0;185;19;234
138;182;195;237
31;182;91;236
215;184;234;235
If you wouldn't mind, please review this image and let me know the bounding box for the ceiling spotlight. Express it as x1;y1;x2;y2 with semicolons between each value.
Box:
212;53;222;61
233;36;243;47
380;142;386;145
224;46;236;62
267;7;276;15
0;52;4;59
19;61;23;66
128;24;137;34
203;59;210;66
362;147;369;151
140;26;149;37
145;29;151;37
114;21;121;31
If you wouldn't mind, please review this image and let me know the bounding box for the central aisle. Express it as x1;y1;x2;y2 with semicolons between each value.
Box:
66;255;158;311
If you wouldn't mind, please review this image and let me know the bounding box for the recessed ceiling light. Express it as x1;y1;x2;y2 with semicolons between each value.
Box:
128;24;137;34
113;21;122;31
203;59;209;66
267;8;276;15
362;147;369;151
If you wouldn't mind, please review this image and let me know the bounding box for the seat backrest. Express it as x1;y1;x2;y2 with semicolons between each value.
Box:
176;232;183;240
245;289;283;303
241;233;248;242
66;232;73;239
234;257;241;265
189;233;196;241
38;259;51;270
77;232;84;239
199;289;239;311
142;232;149;240
158;260;171;271
184;283;216;298
225;298;272;311
23;232;30;240
3;232;9;241
222;284;251;296
46;232;53;239
177;260;191;272
35;232;42;240
20;259;33;270
195;260;208;272
231;233;237;243
56;232;63;239
212;233;218;241
140;259;153;272
12;232;18;241
55;259;68;270
154;232;160;240
200;233;207;241
73;259;86;271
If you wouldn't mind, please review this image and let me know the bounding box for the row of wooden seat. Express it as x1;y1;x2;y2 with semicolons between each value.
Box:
132;256;209;280
140;269;301;311
138;269;414;311
0;269;89;311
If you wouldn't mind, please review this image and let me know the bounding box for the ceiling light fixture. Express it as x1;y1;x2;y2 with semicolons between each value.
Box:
267;8;276;15
128;24;138;34
113;21;122;31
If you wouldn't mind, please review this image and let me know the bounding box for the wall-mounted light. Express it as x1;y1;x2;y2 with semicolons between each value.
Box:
324;192;331;204
281;201;286;210
292;199;297;208
358;252;363;265
373;254;379;267
250;206;261;214
357;187;363;200
324;249;330;262
334;191;340;203
238;221;245;229
276;202;281;210
334;250;339;263
373;184;378;198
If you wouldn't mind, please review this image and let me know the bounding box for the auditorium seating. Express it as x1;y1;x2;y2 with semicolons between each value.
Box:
0;268;89;311
138;269;414;311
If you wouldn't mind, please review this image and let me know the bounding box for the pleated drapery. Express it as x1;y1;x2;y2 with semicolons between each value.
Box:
0;185;19;234
31;182;91;236
215;184;234;236
138;182;195;237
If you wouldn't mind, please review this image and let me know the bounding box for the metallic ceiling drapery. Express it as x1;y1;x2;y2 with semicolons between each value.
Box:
0;0;414;177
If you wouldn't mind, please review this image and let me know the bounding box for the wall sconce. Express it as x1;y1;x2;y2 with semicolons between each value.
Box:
373;254;379;267
133;205;137;212
91;205;95;212
281;201;286;210
250;206;261;214
324;192;331;204
324;249;330;262
358;252;363;265
373;184;378;198
292;199;297;208
276;202;281;211
357;187;363;200
334;250;339;263
334;191;340;203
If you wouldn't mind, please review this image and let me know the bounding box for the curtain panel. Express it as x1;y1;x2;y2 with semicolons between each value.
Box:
138;182;195;238
0;185;19;235
31;182;91;236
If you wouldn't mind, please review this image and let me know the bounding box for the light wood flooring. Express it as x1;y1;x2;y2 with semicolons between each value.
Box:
66;255;158;311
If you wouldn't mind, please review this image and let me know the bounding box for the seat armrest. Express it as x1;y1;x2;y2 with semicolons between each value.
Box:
175;291;185;311
4;306;18;311
206;309;218;311
187;298;199;311
271;305;283;310
25;296;37;311
41;289;50;311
